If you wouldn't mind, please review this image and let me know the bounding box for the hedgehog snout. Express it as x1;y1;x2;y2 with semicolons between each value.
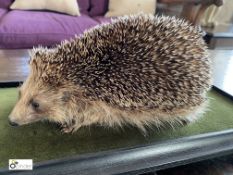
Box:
8;116;20;127
9;119;19;127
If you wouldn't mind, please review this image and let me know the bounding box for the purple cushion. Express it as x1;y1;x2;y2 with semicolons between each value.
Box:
0;8;8;19
89;0;109;16
93;16;113;24
77;0;90;14
0;10;99;49
0;0;13;9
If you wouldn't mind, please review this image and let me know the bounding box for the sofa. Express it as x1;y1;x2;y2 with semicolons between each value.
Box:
0;0;111;49
0;0;223;49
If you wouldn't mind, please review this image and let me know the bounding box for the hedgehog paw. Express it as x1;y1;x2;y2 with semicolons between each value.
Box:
61;125;74;133
61;122;75;133
61;119;79;134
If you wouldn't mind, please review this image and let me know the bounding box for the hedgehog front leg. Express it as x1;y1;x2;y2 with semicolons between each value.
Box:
61;119;78;133
61;124;74;133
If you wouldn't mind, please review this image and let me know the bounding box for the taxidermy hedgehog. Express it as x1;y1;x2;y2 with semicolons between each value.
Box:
8;14;211;133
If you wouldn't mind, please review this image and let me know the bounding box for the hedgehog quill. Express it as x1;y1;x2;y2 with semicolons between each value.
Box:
8;14;212;133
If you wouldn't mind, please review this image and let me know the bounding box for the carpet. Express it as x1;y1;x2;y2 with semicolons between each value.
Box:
0;88;233;168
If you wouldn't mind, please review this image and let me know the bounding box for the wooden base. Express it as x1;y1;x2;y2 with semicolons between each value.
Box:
0;49;29;83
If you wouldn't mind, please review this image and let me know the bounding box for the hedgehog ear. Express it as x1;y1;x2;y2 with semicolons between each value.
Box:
62;91;71;102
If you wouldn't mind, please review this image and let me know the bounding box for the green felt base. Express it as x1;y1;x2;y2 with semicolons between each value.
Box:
0;88;233;168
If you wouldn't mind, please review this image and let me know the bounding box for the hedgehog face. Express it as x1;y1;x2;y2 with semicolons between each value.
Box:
8;75;72;127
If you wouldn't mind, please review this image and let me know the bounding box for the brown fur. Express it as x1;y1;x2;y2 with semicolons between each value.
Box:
8;14;212;133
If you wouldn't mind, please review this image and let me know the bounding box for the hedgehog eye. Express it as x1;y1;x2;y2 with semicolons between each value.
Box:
31;100;40;110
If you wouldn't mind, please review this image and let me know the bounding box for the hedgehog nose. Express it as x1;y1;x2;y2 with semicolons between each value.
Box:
9;120;19;127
